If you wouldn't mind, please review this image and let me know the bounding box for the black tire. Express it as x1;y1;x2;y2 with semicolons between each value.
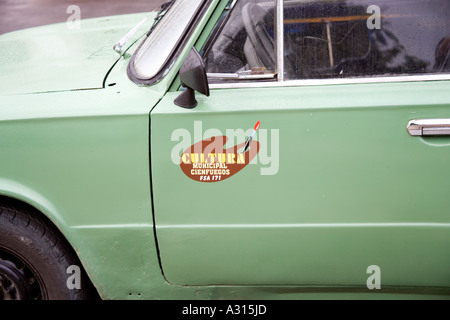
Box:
0;204;97;300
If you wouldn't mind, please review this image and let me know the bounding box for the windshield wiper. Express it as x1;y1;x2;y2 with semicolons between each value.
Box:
113;16;148;54
112;0;175;55
146;0;176;36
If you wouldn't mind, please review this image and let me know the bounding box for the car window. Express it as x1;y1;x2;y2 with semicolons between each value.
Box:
283;0;450;80
131;0;203;80
204;0;450;83
204;0;277;82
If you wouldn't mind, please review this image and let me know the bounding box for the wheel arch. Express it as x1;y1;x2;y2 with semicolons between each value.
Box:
0;180;73;246
0;186;100;298
0;194;69;247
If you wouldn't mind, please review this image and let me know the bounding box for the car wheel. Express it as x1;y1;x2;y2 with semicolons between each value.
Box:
0;204;96;300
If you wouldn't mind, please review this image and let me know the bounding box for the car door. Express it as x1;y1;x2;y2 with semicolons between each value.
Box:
150;0;450;289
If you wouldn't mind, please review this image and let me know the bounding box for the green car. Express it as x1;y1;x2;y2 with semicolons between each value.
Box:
1;0;450;300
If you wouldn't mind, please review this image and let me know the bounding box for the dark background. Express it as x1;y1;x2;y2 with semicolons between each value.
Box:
0;0;166;34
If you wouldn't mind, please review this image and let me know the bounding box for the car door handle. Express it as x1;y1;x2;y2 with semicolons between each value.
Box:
407;119;450;136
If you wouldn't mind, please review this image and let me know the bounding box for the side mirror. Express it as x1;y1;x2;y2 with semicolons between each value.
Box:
174;47;210;109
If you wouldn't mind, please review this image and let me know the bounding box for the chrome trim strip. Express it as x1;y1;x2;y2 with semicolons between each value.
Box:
276;0;284;82
157;222;450;229
207;72;276;80
407;119;450;136
208;74;450;89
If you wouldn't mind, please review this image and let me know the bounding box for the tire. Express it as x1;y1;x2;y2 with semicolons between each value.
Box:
0;204;97;300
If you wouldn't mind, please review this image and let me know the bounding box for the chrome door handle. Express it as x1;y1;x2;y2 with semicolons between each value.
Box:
407;119;450;136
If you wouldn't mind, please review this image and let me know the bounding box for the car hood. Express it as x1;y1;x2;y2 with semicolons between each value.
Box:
0;12;154;95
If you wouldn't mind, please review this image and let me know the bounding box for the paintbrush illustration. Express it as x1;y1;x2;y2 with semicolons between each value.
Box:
242;121;260;153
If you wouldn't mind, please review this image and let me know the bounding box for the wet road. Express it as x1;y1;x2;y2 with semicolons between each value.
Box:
0;0;166;34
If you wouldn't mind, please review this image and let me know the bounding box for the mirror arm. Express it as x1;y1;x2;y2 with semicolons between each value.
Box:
174;47;210;109
174;87;197;109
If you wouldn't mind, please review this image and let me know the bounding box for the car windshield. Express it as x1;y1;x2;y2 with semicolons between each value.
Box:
132;0;203;80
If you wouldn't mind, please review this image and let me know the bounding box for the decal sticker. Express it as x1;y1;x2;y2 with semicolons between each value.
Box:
180;122;261;182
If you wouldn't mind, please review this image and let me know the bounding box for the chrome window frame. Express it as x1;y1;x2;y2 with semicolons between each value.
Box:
207;0;450;89
275;0;284;82
210;74;450;89
204;0;281;82
128;0;214;85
